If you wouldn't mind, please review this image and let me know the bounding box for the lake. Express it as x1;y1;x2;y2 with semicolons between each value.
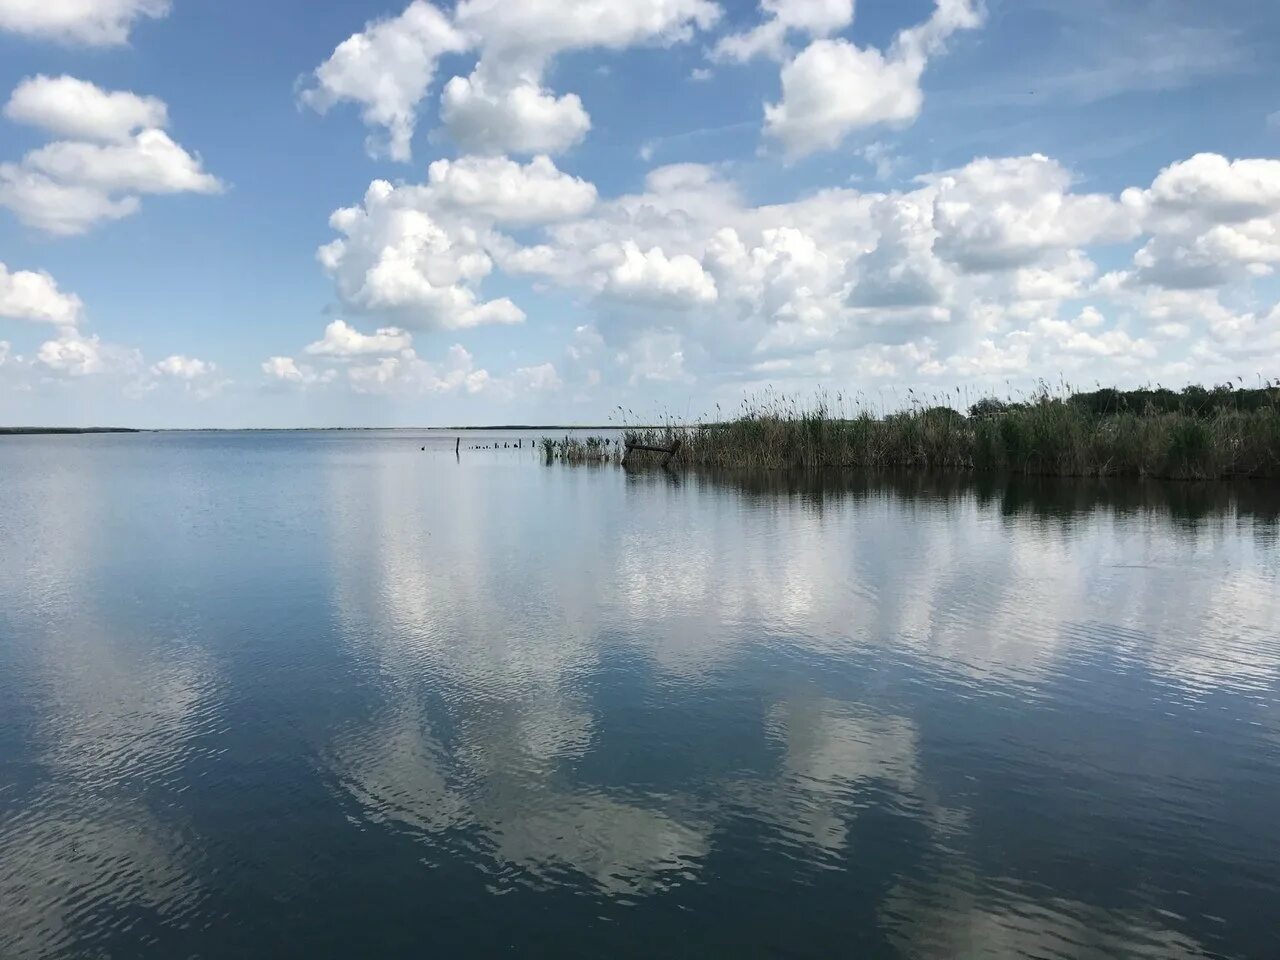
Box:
1;431;1277;959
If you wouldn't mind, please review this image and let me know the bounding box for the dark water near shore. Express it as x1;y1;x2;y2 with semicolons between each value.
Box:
1;431;1278;959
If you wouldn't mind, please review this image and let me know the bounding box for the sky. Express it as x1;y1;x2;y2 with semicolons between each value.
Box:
0;0;1278;428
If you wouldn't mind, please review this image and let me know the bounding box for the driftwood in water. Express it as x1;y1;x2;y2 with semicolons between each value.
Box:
622;437;681;468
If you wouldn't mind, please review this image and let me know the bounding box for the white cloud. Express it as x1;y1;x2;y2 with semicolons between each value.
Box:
4;75;167;142
1120;154;1280;289
1034;308;1156;361
0;0;168;45
1128;153;1280;225
704;224;847;349
426;154;596;224
858;141;901;181
303;0;720;158
0;165;140;235
946;334;1033;377
21;131;222;195
930;154;1136;271
510;362;562;392
346;343;491;395
151;355;214;379
0;78;221;235
848;196;950;308
606;241;718;307
318;179;525;330
442;0;720;155
150;354;228;398
320;146;1280;395
261;356;334;386
0;262;83;325
764;0;982;158
304;319;413;358
616;331;689;384
299;1;466;162
713;0;854;64
451;0;720;64
766;40;920;158
1010;251;1096;302
37;330;140;377
318;156;598;329
440;74;591;156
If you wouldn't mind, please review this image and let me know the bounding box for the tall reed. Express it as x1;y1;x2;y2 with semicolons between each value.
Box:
567;382;1280;479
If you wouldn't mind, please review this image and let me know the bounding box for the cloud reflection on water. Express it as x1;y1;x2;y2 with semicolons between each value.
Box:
316;458;1280;959
0;453;216;960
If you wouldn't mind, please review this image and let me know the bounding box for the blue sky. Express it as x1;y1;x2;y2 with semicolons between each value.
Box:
0;0;1278;427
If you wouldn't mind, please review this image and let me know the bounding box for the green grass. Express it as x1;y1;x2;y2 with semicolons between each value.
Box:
543;382;1280;479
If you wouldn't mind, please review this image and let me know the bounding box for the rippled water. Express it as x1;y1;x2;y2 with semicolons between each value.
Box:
1;431;1278;959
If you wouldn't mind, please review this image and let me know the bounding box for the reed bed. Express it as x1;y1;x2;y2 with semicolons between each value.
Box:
542;382;1280;479
539;434;618;464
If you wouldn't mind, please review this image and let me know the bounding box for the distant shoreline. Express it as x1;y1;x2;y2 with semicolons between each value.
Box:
0;427;143;435
0;425;645;434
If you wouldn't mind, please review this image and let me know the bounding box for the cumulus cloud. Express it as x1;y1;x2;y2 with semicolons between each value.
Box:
0;261;83;325
713;0;854;64
0;0;169;45
704;224;847;352
442;0;721;155
764;0;983;158
606;241;718;307
616;331;690;384
0;77;221;235
316;155;598;329
532;150;1280;388
346;344;491;395
848;197;949;307
272;328;561;399
1034;308;1156;361
318;179;525;330
37;330;141;377
261;356;335;386
311;148;1280;397
298;1;466;162
303;0;719;158
451;0;720;65
304;319;413;358
151;355;214;379
4;75;167;142
1129;153;1280;224
1119;154;1280;289
930;154;1136;271
149;354;228;397
0;167;139;235
20;131;222;195
440;74;591;156
425;154;597;224
510;361;562;392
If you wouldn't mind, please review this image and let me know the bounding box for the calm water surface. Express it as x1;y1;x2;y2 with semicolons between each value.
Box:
1;431;1278;959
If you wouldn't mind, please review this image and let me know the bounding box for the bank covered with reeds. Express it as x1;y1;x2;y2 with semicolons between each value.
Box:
543;383;1280;479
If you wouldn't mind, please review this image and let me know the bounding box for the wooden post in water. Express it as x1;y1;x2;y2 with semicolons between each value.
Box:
623;437;681;469
455;436;460;460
